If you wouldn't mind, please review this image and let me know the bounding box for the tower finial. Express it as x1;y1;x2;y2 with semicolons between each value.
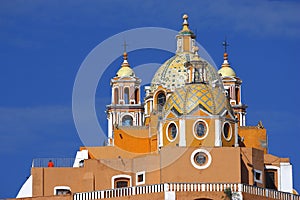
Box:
120;41;129;67
123;40;128;53
222;38;229;54
222;38;229;62
182;14;190;31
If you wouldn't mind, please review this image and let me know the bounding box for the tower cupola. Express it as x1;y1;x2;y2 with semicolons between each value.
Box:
176;14;196;53
116;52;135;77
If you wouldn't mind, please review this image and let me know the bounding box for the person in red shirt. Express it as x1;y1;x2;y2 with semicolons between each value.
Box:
48;160;54;167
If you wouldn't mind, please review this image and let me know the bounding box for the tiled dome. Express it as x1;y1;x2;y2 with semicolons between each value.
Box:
164;83;231;115
150;52;194;91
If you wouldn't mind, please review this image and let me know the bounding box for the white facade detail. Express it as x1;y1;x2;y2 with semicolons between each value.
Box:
16;175;32;198
164;191;176;200
73;150;89;167
215;118;222;147
280;162;293;193
179;119;186;147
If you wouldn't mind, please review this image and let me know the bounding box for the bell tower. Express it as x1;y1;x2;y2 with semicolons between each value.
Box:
218;41;247;126
106;51;144;145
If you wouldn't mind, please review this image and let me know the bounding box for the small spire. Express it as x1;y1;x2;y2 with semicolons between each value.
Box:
222;53;229;66
182;14;190;31
222;39;230;66
121;41;129;67
222;39;229;53
122;52;129;67
219;39;236;77
123;40;128;52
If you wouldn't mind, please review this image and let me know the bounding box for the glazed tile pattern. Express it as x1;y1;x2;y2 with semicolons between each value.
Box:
150;52;194;91
164;84;230;115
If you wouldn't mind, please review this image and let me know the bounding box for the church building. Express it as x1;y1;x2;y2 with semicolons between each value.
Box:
15;14;299;200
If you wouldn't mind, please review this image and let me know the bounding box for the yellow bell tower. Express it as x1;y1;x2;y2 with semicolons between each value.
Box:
106;51;144;145
218;41;247;126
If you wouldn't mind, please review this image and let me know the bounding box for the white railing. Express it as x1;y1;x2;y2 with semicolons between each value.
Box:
73;183;300;200
241;184;299;200
73;184;164;200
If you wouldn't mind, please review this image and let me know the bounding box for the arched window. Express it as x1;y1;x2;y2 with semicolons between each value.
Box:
157;92;166;112
114;88;119;104
134;88;139;104
122;115;133;126
111;175;132;189
124;88;129;104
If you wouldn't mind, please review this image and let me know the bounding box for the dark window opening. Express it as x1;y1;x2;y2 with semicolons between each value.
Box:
194;121;207;138
56;189;71;195
168;123;177;140
157;93;166;112
137;174;144;183
223;122;230;139
114;178;130;188
124;88;129;104
122;115;133;126
266;171;277;189
114;88;119;104
135;88;139;104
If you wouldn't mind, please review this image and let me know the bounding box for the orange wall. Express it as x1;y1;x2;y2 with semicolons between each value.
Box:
239;126;267;153
160;147;242;184
31;147;265;197
114;129;156;153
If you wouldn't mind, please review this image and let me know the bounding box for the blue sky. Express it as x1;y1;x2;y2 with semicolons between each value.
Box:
0;0;299;198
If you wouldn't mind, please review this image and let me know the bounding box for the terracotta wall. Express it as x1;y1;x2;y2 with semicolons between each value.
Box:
8;195;72;200
240;148;265;187
160;147;242;184
32;147;264;197
239;126;267;153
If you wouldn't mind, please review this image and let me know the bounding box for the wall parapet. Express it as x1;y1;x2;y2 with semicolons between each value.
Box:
32;158;75;168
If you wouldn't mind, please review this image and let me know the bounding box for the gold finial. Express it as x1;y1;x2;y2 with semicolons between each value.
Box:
223;52;228;60
121;41;129;67
182;14;190;31
123;52;128;60
183;14;188;20
222;39;229;64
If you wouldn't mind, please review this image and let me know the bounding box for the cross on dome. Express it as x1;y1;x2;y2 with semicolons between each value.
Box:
218;39;236;77
222;39;229;53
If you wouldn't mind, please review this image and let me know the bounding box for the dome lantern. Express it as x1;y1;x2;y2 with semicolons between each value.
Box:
176;14;196;54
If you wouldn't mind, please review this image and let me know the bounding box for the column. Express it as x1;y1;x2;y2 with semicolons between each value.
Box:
179;119;186;147
215;119;222;147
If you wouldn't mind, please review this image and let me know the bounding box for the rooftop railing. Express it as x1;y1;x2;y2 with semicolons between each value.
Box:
32;158;75;168
73;182;300;200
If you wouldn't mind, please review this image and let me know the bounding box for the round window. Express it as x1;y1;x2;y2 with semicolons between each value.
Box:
190;149;212;169
194;152;207;165
193;120;208;140
167;123;177;142
223;122;232;141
